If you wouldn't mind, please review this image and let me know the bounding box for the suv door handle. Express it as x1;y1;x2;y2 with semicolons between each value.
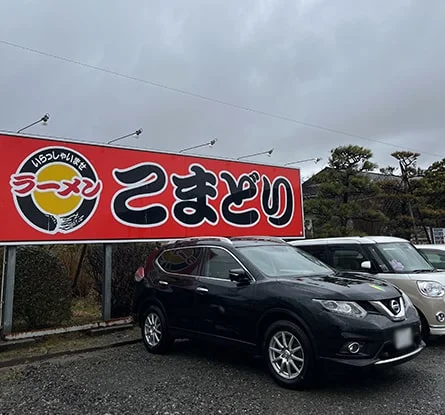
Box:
196;287;208;293
158;280;169;286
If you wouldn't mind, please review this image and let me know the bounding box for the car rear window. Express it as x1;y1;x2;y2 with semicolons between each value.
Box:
156;247;204;276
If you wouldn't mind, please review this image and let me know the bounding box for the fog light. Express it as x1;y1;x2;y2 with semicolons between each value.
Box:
347;342;361;354
436;312;445;323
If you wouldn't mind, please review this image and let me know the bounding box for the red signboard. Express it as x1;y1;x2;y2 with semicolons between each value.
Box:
0;133;304;244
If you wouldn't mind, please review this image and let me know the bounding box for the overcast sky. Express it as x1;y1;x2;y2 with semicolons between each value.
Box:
1;0;444;180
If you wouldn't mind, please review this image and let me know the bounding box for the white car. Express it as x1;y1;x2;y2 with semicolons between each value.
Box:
416;245;445;270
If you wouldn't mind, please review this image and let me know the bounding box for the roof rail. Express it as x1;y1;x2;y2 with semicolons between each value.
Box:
230;236;286;243
170;236;233;245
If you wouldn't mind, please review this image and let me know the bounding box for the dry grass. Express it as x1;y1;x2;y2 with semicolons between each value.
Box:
70;292;102;325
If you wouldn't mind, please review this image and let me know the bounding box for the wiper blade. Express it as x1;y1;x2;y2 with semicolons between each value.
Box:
410;269;435;273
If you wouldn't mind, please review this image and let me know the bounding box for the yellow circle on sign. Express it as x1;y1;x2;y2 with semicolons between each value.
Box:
33;164;82;216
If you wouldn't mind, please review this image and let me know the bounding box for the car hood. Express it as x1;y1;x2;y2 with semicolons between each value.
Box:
275;272;400;301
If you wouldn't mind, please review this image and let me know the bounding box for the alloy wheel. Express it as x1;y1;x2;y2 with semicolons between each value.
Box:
268;330;305;380
144;312;162;347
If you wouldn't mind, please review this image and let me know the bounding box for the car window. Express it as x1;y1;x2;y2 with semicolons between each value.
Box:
202;247;241;280
374;242;434;273
239;244;332;278
297;245;327;263
421;249;445;259
295;247;334;270
423;252;440;262
330;247;364;271
421;249;445;269
366;245;390;272
156;247;204;276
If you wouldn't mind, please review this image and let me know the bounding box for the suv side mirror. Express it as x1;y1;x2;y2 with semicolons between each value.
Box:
229;268;250;284
361;260;372;270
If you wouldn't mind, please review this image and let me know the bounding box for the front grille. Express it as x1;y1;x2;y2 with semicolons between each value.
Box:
357;301;379;313
358;297;403;316
368;296;406;321
380;297;403;314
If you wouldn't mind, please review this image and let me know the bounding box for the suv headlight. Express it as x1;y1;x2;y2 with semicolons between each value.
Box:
313;299;367;319
417;281;445;298
400;290;414;308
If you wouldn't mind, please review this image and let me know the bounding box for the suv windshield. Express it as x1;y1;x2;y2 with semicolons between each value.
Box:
238;244;333;278
374;242;435;273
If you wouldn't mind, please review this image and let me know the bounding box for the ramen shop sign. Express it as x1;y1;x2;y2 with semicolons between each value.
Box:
0;133;304;244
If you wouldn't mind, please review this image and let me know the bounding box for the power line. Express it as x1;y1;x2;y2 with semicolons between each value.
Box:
1;39;444;159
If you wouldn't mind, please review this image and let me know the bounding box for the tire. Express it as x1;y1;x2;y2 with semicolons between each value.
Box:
264;320;316;389
141;306;173;354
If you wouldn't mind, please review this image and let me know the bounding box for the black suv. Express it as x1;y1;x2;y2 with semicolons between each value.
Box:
132;236;424;388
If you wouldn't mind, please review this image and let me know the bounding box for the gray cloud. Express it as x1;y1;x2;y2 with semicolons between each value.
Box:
1;0;444;179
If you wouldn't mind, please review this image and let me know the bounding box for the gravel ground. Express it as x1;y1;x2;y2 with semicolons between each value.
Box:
1;337;445;415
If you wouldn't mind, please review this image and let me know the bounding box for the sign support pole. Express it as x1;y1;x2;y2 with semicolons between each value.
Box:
1;246;17;336
0;248;5;329
102;244;112;321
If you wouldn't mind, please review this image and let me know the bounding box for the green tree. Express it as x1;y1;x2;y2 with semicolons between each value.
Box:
416;158;445;230
376;170;413;240
378;151;431;242
305;145;385;237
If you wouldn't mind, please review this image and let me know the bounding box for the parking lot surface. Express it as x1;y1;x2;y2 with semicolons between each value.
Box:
1;337;445;415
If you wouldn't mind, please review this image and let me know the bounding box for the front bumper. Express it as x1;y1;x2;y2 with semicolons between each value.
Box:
429;325;445;336
373;345;424;365
312;308;424;368
320;343;424;368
